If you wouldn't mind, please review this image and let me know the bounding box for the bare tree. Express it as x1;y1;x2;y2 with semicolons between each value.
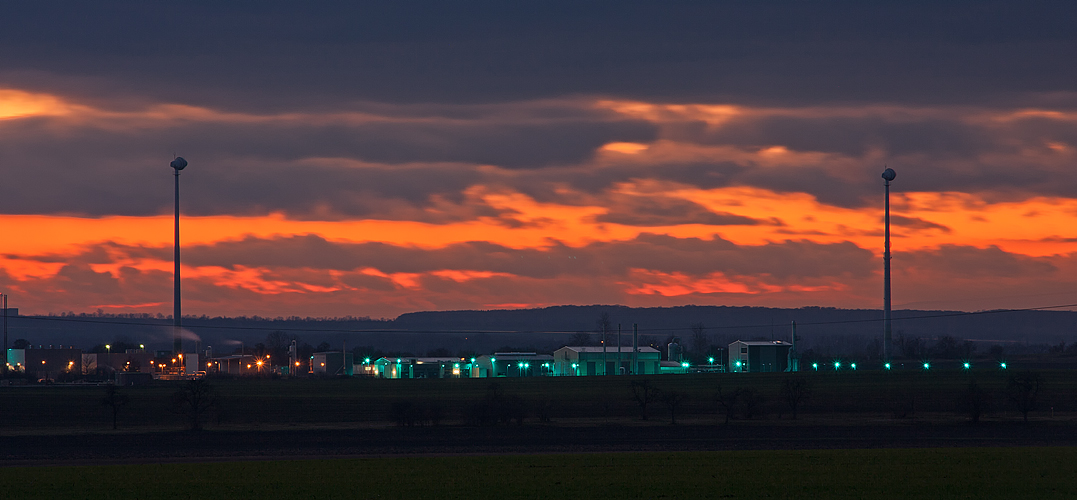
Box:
630;379;662;420
661;390;688;425
101;385;129;430
690;323;709;360
569;332;595;346
740;387;765;420
780;375;810;419
714;384;740;425
958;379;990;423
1007;371;1043;423
172;379;219;431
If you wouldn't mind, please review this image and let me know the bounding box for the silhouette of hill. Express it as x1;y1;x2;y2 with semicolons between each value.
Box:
4;305;1075;357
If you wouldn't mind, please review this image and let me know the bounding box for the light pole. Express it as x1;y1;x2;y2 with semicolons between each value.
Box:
2;292;7;374
882;167;896;362
170;157;187;355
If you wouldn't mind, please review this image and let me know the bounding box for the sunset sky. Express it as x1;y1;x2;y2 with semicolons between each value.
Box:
2;2;1076;318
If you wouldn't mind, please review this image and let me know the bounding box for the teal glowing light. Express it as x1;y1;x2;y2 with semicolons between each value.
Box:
963;362;970;369
396;358;401;363
735;360;742;367
850;363;857;370
364;358;370;364
833;361;841;370
922;362;930;370
681;361;689;368
708;357;715;364
812;362;818;370
471;357;476;362
1000;362;1007;369
884;362;891;370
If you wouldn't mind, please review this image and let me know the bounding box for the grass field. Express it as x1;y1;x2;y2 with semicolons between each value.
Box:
2;369;1075;433
2;447;1074;499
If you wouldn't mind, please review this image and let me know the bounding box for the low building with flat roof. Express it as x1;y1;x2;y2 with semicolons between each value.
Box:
553;346;661;376
472;352;553;378
728;340;792;373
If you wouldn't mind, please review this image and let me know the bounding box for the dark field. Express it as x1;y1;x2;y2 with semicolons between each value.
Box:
2;370;1076;462
3;448;1076;499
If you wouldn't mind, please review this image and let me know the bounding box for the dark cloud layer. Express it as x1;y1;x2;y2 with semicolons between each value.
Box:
3;2;1076;109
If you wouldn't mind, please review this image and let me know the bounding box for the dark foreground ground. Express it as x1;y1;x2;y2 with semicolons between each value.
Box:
3;370;1075;466
3;420;1076;466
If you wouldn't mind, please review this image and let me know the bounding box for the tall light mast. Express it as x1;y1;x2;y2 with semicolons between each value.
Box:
170;157;188;355
882;167;896;362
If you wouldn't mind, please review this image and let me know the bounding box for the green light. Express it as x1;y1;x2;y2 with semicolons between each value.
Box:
812;362;818;370
681;362;689;368
922;362;930;370
833;361;841;370
396;358;401;363
364;358;370;364
850;363;856;370
1000;362;1007;369
708;357;714;364
963;362;970;369
884;362;891;370
735;360;742;367
524;362;530;368
470;357;476;362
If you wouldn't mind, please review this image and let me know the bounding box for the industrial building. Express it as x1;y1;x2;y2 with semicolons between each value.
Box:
472;352;553;378
6;347;82;381
728;340;793;373
312;351;354;376
553;346;661;376
370;357;469;378
82;351;155;374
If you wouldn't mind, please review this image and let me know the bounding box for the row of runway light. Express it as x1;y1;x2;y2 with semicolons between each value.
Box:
805;361;1009;371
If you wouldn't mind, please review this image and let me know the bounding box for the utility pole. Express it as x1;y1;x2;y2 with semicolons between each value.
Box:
171;157;187;355
882;167;896;362
2;293;7;375
632;324;638;374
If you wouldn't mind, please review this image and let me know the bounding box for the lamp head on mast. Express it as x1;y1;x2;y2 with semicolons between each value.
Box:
881;167;896;182
170;157;187;171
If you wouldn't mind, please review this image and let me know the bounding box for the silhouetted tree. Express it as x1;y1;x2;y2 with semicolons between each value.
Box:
781;375;810;419
630;379;661;420
740;387;765;420
171;379;218;431
426;347;451;357
958;379;990;423
690;323;709;361
12;339;29;349
661;390;688;425
714;384;740;425
1007;371;1044;423
569;332;595;346
101;385;129;430
315;341;331;352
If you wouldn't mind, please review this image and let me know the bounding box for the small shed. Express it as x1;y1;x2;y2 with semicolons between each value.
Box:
728;340;792;373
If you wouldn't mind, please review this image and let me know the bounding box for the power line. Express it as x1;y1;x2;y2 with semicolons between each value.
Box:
6;302;1077;336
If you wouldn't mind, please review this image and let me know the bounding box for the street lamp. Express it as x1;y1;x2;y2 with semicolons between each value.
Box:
170;156;187;355
882;167;896;363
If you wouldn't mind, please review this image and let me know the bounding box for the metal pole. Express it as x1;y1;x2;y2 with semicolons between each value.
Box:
2;293;7;374
602;323;607;375
617;324;621;375
173;167;182;355
789;320;798;372
882;168;896;362
632;324;638;374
